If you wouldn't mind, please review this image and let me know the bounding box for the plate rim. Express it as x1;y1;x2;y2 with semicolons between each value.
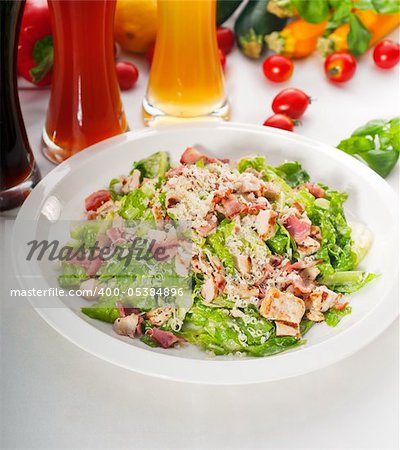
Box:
13;121;399;384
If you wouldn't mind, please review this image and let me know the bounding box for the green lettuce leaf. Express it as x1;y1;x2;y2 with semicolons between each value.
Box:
118;189;151;220
320;271;377;293
272;161;310;187
324;306;352;327
58;263;87;289
182;301;303;356
206;220;235;275
130;151;170;180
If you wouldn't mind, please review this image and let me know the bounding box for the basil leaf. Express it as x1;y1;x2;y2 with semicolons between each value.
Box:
291;0;329;24
352;119;387;136
326;0;352;33
347;13;371;56
371;0;400;13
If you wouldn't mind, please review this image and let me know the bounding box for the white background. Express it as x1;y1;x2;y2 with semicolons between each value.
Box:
1;26;399;449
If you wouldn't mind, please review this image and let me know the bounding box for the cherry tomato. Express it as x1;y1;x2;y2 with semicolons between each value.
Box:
271;88;310;119
263;114;294;132
373;40;400;69
262;55;294;83
116;61;139;91
324;52;356;83
219;48;226;70
146;43;155;66
217;27;235;54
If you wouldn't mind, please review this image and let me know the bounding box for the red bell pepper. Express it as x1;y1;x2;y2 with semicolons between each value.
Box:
18;0;53;86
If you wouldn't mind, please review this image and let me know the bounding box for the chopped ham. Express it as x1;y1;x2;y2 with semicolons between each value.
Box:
180;147;229;165
201;278;217;303
96;233;111;249
275;320;300;337
290;276;315;298
113;313;140;339
116;300;126;317
146;306;173;327
241;203;267;215
221;195;242;218
304;182;326;198
255;209;278;240
260;287;305;325
86;257;104;277
196;214;218;237
85;189;111;211
284;215;311;243
146;328;185;348
106;227;124;244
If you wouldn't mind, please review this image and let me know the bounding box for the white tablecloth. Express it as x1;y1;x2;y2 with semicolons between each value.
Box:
1;37;399;449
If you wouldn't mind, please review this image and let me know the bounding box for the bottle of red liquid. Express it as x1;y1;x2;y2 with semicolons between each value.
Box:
42;0;128;164
0;0;41;211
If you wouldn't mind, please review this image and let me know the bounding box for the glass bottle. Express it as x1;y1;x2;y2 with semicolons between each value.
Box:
42;0;127;164
0;0;41;211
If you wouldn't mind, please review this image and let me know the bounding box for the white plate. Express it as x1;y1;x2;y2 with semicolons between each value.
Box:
13;122;399;384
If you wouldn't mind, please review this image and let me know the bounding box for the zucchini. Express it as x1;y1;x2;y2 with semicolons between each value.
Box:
234;0;287;58
217;0;244;26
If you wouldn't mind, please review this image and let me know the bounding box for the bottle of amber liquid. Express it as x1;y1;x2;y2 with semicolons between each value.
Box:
0;0;41;211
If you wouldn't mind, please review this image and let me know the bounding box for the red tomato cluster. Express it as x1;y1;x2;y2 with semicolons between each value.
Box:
263;88;311;132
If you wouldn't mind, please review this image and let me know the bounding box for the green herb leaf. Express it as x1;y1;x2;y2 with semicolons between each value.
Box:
347;13;371;56
291;0;329;23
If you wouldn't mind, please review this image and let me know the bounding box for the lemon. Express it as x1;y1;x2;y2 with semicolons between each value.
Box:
115;0;157;54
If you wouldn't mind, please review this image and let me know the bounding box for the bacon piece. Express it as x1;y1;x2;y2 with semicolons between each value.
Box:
196;214;218;237
146;328;185;348
241;203;267;215
180;147;229;165
85;189;111;211
86;257;104;277
221;195;242;218
106;227;124;244
304;182;326;198
284;215;311;243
